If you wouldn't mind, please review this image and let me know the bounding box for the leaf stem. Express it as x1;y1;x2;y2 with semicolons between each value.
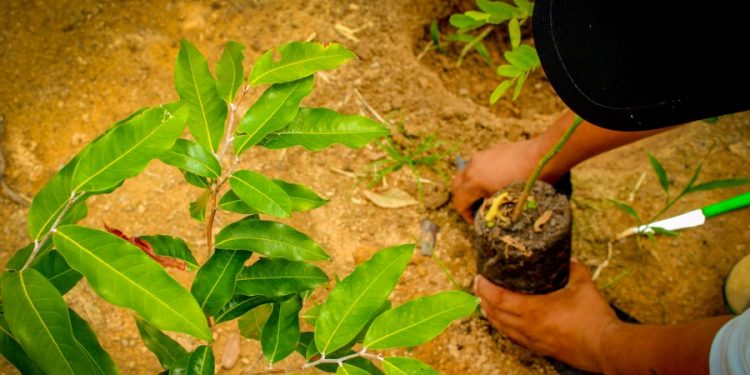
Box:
302;348;383;369
21;191;83;270
511;115;583;222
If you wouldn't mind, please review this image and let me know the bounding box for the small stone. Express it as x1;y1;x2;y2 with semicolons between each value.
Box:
222;333;241;369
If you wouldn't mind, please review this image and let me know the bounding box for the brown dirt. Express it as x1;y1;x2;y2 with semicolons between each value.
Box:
1;1;749;374
474;181;571;294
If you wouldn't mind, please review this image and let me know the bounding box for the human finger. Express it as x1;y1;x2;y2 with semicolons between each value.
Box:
475;276;528;316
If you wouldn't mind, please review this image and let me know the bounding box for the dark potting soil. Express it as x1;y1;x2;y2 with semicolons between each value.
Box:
474;181;571;294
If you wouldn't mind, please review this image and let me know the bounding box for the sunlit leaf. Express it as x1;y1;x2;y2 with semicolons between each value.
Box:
314;244;413;354
27;157;88;241
512;72;527;100
261;108;388;151
215;219;330;261
608;198;641;223
140;235;199;271
236;258;328;297
215;41;245;104
648;154;669;194
261;296;301;363
238;304;273;340
190;189;210;223
508;18;521;48
191;250;251;316
6;244;82;294
53;225;212;341
185;346;214;375
135;318;189;370
448;14;486;32
160;139;221;179
229;170;291;217
273;179;329;211
497;64;523;78
218;189;259;214
174;40;227;152
490;81;512;104
68;309;118;375
337;364;371;375
503;44;540;70
382;357;438;375
248;42;355;86
214;295;276;324
0;313;44;374
477;0;516;19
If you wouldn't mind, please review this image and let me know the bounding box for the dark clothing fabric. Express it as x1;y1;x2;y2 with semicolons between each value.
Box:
533;0;750;131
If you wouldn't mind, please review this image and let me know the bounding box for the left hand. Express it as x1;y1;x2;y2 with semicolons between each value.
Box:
474;261;620;373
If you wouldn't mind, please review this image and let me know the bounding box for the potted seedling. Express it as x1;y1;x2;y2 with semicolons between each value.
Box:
474;116;582;294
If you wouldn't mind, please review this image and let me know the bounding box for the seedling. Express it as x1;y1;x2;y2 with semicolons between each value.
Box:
0;40;477;374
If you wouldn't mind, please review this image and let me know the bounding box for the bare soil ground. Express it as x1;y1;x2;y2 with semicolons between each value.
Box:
1;1;749;374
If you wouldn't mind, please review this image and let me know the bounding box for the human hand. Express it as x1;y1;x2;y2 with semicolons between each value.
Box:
451;139;544;223
474;261;620;373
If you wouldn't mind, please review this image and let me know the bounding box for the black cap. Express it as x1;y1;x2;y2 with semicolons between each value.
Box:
533;0;750;131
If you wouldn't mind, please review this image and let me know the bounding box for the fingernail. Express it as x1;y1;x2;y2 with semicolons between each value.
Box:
473;275;480;292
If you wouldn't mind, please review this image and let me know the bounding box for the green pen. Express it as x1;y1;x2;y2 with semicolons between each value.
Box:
617;191;750;239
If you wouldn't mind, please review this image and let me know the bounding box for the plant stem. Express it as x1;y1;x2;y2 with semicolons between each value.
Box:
21;191;82;270
511;115;583;223
302;348;383;369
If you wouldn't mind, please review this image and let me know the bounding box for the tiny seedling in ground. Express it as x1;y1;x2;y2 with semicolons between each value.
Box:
1;40;477;374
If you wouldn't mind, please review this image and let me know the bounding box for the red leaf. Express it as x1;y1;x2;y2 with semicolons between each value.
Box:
104;223;187;271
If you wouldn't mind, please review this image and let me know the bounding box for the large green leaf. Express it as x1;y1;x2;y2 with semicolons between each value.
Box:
72;105;188;192
234;76;314;154
52;225;212;341
215;219;330;261
27;157;88;241
68;309;118;374
160;139;221;178
218;189;259;214
261;108;388;151
273;179;328;211
363;290;478;349
382;357;438;375
235;258;328;297
214;295;276;324
337;364;371;375
261;296;301;364
5;244;81;294
1;269;98;374
0;314;44;374
215;41;245;104
229;170;291;217
238;304;273;340
135;318;189;370
140;235;199;271
191;249;251;316
185;345;214;375
174;40;227;152
314;244;413;354
248;42;355;86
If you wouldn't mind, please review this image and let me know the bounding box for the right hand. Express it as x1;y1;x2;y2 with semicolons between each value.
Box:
451;139;545;223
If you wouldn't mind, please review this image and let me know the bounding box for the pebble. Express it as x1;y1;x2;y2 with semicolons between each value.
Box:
222;333;241;369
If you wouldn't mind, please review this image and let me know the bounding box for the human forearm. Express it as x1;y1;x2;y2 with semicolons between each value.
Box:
599;316;731;375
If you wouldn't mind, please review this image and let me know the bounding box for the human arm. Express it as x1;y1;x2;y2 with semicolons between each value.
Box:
452;110;671;222
474;261;731;374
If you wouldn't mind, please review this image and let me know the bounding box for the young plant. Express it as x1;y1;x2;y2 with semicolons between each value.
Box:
0;40;477;374
611;153;750;238
446;0;540;103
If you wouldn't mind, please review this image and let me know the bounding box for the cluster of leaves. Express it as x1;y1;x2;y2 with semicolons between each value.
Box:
610;153;750;237
0;40;477;374
431;0;540;104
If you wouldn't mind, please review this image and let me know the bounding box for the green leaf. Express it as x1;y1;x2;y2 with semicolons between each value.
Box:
185;346;214;375
174;40;227;152
140;235;199;271
509;18;521;48
448;14;486;32
189;189;210;223
6;244;82;294
337;364;371;375
261;108;388;151
183;171;210;189
218;189;259;214
248;42;355;86
53;225;212;341
504;44;540;70
608;199;641;223
512;72;528;100
513;0;534;16
234;76;315;154
1;269;98;374
215;41;245;104
650;226;680;237
702;116;719;124
302;303;322;326
215;295;276;324
687;178;750;193
238;304;273;340
648;154;670;194
215;219;330;261
474;41;491;63
69;309;118;374
236;258;328;297
0;314;44;374
682;163;703;193
429;19;443;51
314;244;413;354
160;139;221;178
261;296;302;363
363;290;478;349
497;64;523;78
191;249;252;316
273;179;328;211
135;318;189;370
27;157;88;241
229;170;292;217
490;80;512;104
72;105;188;192
477;0;516;19
382;357;438;375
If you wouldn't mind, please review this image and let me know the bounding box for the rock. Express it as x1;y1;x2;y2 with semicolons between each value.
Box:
222;333;241;369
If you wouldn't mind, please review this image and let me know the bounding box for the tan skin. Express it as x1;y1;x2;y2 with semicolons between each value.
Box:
454;110;731;374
